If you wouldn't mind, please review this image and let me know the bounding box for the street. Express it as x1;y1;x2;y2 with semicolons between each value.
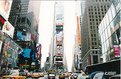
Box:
27;74;69;79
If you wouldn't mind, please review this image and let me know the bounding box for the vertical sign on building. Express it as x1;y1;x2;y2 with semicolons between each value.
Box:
2;21;15;38
113;45;120;57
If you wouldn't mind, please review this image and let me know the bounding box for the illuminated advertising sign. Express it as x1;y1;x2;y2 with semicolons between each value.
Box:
36;44;41;59
2;21;15;38
0;0;13;20
16;31;31;41
113;45;120;57
0;14;6;30
56;31;63;42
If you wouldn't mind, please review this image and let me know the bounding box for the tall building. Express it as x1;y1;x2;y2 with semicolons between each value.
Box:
80;0;86;16
81;0;112;70
0;0;23;69
54;1;64;72
9;0;41;70
99;0;121;62
72;0;82;71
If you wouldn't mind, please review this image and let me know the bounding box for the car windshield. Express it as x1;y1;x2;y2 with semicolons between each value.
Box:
49;74;55;76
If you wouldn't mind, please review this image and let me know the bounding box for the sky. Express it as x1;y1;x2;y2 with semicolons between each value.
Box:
38;1;55;68
38;1;80;72
64;1;77;72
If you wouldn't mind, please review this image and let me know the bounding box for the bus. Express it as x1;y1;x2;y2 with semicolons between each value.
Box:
85;59;120;79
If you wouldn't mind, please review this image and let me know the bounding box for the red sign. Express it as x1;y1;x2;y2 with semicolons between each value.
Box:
0;15;6;24
113;45;120;57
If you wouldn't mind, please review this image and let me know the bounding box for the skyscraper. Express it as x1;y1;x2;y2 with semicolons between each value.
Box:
54;1;64;72
99;0;121;62
9;0;41;69
81;0;112;70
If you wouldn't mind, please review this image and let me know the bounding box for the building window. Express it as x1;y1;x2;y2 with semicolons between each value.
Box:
17;18;20;23
93;55;98;64
95;42;97;45
94;34;96;37
95;15;97;18
88;9;90;11
91;34;93;37
101;6;103;8
92;38;93;41
96;22;98;25
27;19;31;26
21;17;25;23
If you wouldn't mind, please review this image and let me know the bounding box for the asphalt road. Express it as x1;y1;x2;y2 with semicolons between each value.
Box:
27;75;69;79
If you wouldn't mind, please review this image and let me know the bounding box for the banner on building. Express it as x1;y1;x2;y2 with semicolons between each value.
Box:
16;31;31;41
36;44;41;59
0;0;13;20
113;45;120;57
2;21;15;38
0;14;6;30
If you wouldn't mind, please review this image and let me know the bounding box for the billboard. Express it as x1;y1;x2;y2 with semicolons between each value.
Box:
56;31;63;42
0;0;13;20
0;14;6;30
113;45;120;57
36;44;41;59
1;37;22;67
16;31;31;41
2;21;15;38
22;48;31;58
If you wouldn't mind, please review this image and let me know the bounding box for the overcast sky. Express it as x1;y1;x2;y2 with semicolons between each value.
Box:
38;1;80;72
38;1;55;68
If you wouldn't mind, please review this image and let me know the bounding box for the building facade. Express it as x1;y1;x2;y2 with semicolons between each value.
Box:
54;2;64;72
81;0;112;70
0;0;23;70
8;0;40;70
99;0;121;62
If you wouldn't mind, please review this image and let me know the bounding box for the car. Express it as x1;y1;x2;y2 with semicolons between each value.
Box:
39;73;44;77
64;73;69;78
19;68;27;76
48;73;56;79
30;72;41;78
70;73;77;79
70;72;80;79
59;73;65;79
10;68;19;76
